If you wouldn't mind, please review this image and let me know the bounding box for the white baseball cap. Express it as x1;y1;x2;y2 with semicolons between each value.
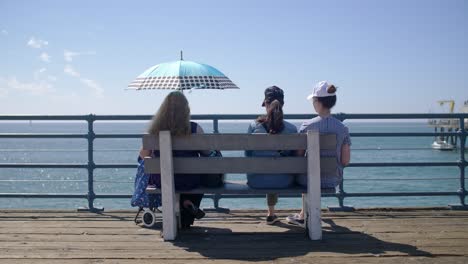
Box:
306;81;336;100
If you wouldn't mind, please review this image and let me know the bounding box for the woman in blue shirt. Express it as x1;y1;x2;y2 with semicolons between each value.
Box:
246;86;298;225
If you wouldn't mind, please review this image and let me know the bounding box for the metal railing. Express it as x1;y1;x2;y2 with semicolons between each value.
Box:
0;113;466;211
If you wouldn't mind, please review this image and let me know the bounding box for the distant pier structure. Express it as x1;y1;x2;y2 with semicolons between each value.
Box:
428;100;468;150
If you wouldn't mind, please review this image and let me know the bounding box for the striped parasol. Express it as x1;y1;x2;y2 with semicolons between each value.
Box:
127;52;239;91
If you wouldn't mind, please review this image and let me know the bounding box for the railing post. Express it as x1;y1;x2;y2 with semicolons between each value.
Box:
204;117;230;213
329;113;354;212
212;118;223;210
451;117;467;210
213;118;219;134
78;114;103;212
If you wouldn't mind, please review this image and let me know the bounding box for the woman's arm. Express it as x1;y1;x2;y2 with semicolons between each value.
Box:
296;150;306;157
139;148;151;159
341;143;351;166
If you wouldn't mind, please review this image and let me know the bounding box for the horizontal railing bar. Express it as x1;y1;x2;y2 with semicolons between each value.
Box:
94;194;132;198
338;113;468;119
348;162;459;167
0;180;86;182
0;193;87;198
0;164;88;168
0;115;90;121
350;132;461;137
343;192;459;197
0;132;463;139
0;161;458;169
210;191;460;198
94;134;143;138
0;147;456;152
0;191;459;199
0;133;88;138
93;181;133;183
95;164;137;169
1;113;467;121
0;177;458;183
0;149;88;152
345;177;460;181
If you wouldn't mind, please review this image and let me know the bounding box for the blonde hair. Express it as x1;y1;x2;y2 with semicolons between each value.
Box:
148;91;191;136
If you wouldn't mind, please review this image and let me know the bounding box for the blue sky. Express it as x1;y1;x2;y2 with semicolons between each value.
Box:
0;0;467;115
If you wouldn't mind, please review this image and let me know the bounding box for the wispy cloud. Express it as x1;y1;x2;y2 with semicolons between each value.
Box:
1;29;7;36
32;68;57;82
0;79;8;96
39;52;51;63
64;64;80;77
81;78;104;96
0;76;54;95
27;36;48;49
33;68;47;80
64;49;96;62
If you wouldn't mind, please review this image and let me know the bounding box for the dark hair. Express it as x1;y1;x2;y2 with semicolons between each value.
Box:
262;86;284;106
257;100;284;134
317;85;337;109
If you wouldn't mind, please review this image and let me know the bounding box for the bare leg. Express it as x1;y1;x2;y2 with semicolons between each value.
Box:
298;194;305;219
267;193;278;216
267;205;275;216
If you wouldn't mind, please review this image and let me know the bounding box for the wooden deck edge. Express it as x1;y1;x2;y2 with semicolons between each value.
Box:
0;206;457;214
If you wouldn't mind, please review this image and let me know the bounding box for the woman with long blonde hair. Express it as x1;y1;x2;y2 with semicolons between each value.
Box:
139;91;206;228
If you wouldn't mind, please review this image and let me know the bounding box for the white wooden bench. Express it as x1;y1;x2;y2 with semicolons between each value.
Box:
143;130;337;241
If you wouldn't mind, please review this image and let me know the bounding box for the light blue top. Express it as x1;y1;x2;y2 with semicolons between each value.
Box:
245;120;298;189
299;115;351;187
246;120;298;157
138;60;226;78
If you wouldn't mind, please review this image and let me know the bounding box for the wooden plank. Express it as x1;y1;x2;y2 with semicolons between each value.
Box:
145;157;335;175
144;157;308;174
321;157;337;176
0;246;467;259
146;181;336;194
143;133;308;151
159;131;177;241
307;130;322;240
320;134;336;150
143;133;337;151
2;257;468;264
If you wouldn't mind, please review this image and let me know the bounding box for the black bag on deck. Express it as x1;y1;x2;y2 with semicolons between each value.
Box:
200;150;224;188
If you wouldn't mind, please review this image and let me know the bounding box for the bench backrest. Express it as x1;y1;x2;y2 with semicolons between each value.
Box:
143;132;337;176
143;130;330;241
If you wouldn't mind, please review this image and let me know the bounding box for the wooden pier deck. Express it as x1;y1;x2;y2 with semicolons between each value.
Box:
0;208;467;263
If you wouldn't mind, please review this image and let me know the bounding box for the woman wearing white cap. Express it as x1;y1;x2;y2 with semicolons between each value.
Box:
286;81;351;227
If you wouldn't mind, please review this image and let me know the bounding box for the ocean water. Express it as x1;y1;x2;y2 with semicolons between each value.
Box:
0;120;464;210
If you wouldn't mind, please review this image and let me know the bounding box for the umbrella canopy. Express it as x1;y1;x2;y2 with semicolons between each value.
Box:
127;55;239;91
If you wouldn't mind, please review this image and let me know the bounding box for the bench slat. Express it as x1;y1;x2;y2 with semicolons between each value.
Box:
144;157;307;174
144;156;337;176
143;133;307;150
320;134;336;150
320;157;338;176
146;180;336;194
